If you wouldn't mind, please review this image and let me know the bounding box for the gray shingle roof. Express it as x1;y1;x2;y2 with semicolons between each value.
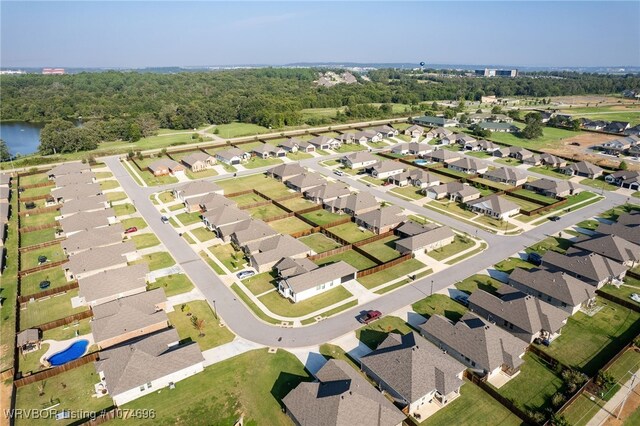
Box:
174;180;222;199
287;173;326;190
181;152;213;167
231;219;277;246
395;226;454;252
268;163;305;179
526;178;576;195
283;261;357;293
147;158;182;173
324;192;378;214
247;235;310;268
17;329;40;347
355;205;406;230
54;172;96;187
65;241;134;276
542;248;628;283
304;182;351;201
466;195;520;215
48;162;91;177
509;267;596;307
62;224;124;254
563;161;603;176
51;182;102;201
573;234;640;264
59;195;108;216
59;208;115;234
79;264;149;305
482;167;527;184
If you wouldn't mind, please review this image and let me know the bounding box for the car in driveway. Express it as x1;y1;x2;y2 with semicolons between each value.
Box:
359;310;382;324
161;216;170;224
236;270;256;280
124;226;138;234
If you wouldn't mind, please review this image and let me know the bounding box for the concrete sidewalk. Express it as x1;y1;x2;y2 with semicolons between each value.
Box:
201;337;265;367
586;370;639;426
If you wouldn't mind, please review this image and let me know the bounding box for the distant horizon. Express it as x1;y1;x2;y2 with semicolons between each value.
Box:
2;1;639;69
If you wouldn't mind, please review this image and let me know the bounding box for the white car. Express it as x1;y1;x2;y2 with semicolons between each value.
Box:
630;293;640;303
334;170;344;176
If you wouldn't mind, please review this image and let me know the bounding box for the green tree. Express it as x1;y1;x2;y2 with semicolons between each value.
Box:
491;105;503;114
0;139;11;162
126;123;143;142
620;160;628;170
507;109;521;120
521;112;544;139
39;119;74;154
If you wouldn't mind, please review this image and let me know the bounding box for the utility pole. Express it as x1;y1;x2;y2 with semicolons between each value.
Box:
617;371;637;420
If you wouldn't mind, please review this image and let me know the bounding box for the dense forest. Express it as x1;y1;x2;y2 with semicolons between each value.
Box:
1;68;638;154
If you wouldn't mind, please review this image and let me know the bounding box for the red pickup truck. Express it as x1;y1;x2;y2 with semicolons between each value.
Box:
360;310;382;324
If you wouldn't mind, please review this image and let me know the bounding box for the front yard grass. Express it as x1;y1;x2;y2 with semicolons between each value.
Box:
243;156;284;169
301;209;346;226
493;257;536;274
247;204;287;221
131;252;176;271
20;267;68;296
425;199;477;219
112;202;136;217
426;234;475;261
19;289;89;330
356;316;413;350
110;349;310;426
148;273;194;297
357;259;426;290
474;214;518;231
326;222;375;243
191;226;215;243
357;236;401;263
455;274;504;296
268;216;313;234
20;243;66;270
243;271;277;296
580;177;619;192
537;297;640;375
528;165;571;180
258;285;353;318
99;179;120;190
361;175;384;186
130;233;161;249
525;235;572;255
298;233;342;253
412;294;468;322
390;185;424;200
334;144;366;153
286;151;313;161
106;191;128;202
209;243;246;272
120;217;148;230
176;211;202;226
185;167;218;179
14;363;113;426
314;249;377;271
217;174;291;199
167;300;234;351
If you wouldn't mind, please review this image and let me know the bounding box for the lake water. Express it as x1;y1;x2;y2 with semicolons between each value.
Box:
0;121;43;155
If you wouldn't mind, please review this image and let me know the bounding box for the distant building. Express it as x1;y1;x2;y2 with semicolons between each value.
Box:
42;68;65;75
475;69;518;77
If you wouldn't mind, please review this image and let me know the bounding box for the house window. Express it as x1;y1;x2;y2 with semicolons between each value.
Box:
139;386;145;392
147;382;152;389
315;284;326;291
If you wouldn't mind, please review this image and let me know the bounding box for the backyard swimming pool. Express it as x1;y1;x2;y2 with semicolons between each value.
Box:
47;340;89;366
414;159;428;166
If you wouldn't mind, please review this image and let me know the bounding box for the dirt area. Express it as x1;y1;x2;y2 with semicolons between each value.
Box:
603;382;640;426
0;379;12;426
550;96;639;107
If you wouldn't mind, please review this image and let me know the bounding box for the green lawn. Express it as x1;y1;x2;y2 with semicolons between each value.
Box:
106;191;128;202
131;252;176;271
131;158;179;186
95;171;113;179
243;271;278;296
286;151;313;161
576;219;600;231
357;236;401;262
191;226;216;243
130;233;161;249
120;217;148;230
215;122;271;138
326;222;375;243
17;342;51;375
258;285;353;317
357;259;426;290
20;210;58;228
503;195;542;212
301;209;346;226
200;250;226;275
244;156;284;169
488;124;580;151
42;318;92;341
528;165;571;180
580;177;619;192
15;363;113;426
474;214;518;231
356;316;414;350
523;191;602;224
423;381;523;426
314;249;377;271
20;243;66;270
19;173;49;186
390;185;424;200
185;167;218;179
298;233;342;253
99;179;120;190
599;277;640;307
361;175;385;186
21;185;53;198
209;243;246;272
494;157;522;167
268;216;313;234
412;294;468;322
426;199;477;219
20;267;68;296
148;273;194;297
539;298;640;375
497;353;564;413
525;235;572;255
494;257;536;274
472;177;514;191
158;191;175;203
334;144;366;153
112;202;136;217
176;211;202;226
0;189;18;371
247;203;288;220
229;192;265;207
110;349;311;426
511;189;557;205
217;173;292;199
168;300;234;351
19;289;89;330
426;235;475;261
455;274;504;296
278;196;317;211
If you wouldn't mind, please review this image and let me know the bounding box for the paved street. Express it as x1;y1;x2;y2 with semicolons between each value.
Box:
103;151;630;348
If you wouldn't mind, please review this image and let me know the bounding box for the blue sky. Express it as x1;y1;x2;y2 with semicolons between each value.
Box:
1;1;639;68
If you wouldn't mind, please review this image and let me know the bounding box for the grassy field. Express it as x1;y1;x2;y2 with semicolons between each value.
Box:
298;233;342;253
14;363;113;426
131;233;161;249
268;216;313;234
214;122;271;138
301;209;346;226
209;243;246;272
21;185;53;198
110;349;311;426
258;286;353;317
243;271;277;296
0;189;18;371
356;316;413;350
20;243;66;270
131;252;176;271
412;294;468;322
148;273;194;297
168;300;234;351
20;267;68;296
20;289;89;330
539;298;640;375
487;123;580;150
357;259;426;289
326;222;375;243
426;235;475;261
19;173;49;186
454;274;504;296
314;249;377;271
357;236;401;262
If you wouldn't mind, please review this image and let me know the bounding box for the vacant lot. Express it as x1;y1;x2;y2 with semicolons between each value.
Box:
487;123;580;151
168;300;234;351
214;122;271;138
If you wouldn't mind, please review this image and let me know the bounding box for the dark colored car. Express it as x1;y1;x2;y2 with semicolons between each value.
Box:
549;216;561;222
124;226;138;234
528;252;543;266
569;142;580;146
360;310;382;324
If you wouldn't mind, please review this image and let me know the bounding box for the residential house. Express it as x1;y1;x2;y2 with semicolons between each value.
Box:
17;329;41;355
63;241;136;281
286;173;326;192
354;130;382;144
391;143;411;155
625;124;640;137
59;195;109;217
374;125;398;138
91;288;168;349
446;158;488;175
523;179;577;198
395;225;455;255
323;192;379;216
278;137;315;153
466;195;520;220
202;205;251;240
360;332;465;417
304;182;350;204
196;192;236;212
252;143;286;159
425;182;481;203
420;312;527;382
478;122;519;133
605;170;640;190
425;150;461;163
541;248;628;287
404;124;425;139
508;268;596;315
245;234;310;272
282;359;405;426
278;261;357;303
61;224;124;255
342;151;379;169
600;136;638;155
581;119;607;131
604;121;630;134
388;169;440;188
147;159;185;176
482;167;527;186
369;161;405;180
355;205;406;234
95;328;204;406
337;132;356;145
425;127;454;140
536;153;567;168
275;257;319;280
51;182;102;203
595;213;640;244
561;161;603;179
468;113;513;124
180;152;216;172
395;220;438;239
54;172;96;187
173;180;223;205
59;208;116;236
309;135;339;150
78;264;149;307
48;162;91;179
267;163;306;182
413;115;458;128
468;286;569;343
230;219;277;247
215;148;249;165
572;234;640;267
495;146;534;161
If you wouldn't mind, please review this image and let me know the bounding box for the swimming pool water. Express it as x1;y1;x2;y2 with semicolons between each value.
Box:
47;340;89;366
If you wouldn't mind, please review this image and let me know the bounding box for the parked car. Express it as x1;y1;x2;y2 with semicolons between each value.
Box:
549;216;561;222
528;252;543;266
161;216;170;224
569;142;580;146
359;310;382;324
124;226;138;234
236;270;256;280
334;170;344;176
630;293;640;303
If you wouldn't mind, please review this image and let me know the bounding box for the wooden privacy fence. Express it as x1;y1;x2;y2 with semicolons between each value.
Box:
238;199;272;210
308;244;352;261
522;199;568;217
271;192;302;202
596;289;640;313
18;238;64;253
18;205;60;216
319;216;352;229
19;221;60;233
352;230;394;247
18;181;54;190
289;226;320;239
19;193;52;202
356;254;412;277
263;212;295;223
352;245;384;266
320;228;351;247
18;281;79;304
18;259;68;277
225;189;254;198
0;368;14;381
295;204;323;215
14;352;99;387
32;309;94;332
79;407;120;425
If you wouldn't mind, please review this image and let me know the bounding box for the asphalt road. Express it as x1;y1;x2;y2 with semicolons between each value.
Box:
103;155;629;348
